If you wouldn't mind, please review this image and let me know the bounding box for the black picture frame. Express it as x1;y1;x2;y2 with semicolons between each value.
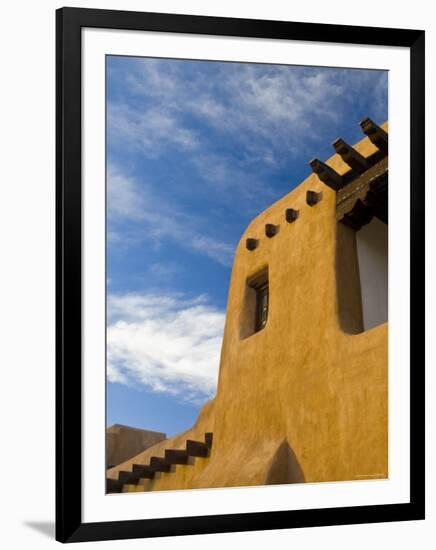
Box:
56;7;425;543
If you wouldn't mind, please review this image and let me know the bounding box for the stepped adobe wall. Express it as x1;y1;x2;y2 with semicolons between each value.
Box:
107;120;388;493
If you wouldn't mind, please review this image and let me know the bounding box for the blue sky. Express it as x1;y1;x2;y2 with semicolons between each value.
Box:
106;56;387;437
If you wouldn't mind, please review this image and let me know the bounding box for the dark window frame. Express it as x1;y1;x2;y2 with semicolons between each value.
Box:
255;282;269;332
246;268;269;334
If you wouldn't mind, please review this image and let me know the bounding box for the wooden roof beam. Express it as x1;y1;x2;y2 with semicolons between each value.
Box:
360;117;388;154
309;158;343;191
265;223;279;238
332;137;368;174
246;238;258;251
306;190;323;206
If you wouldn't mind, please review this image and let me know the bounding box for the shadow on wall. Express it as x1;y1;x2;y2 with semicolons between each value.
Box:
265;439;305;485
336;223;364;334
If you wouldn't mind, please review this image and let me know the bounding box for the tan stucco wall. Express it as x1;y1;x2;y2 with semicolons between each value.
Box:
108;124;388;491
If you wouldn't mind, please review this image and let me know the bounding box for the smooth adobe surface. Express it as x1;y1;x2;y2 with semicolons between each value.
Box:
107;124;388;491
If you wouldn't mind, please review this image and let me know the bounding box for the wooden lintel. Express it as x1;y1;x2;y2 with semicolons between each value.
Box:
336;156;388;222
337;156;388;229
341;199;374;231
332;138;368;174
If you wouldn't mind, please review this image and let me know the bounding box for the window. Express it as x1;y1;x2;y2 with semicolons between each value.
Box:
255;282;269;332
336;217;388;334
335;156;388;334
240;268;269;338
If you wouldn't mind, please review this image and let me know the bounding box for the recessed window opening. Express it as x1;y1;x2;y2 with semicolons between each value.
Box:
336;217;388;334
356;217;388;331
255;281;269;332
240;268;269;339
336;161;388;334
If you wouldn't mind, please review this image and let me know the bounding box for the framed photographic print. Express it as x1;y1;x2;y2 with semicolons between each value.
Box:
56;7;425;543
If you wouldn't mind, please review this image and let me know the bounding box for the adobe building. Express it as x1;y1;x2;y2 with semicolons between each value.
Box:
107;118;388;493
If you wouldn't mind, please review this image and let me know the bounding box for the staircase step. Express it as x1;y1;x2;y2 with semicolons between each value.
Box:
132;464;155;479
165;449;190;465
106;478;123;493
116;434;214;486
205;432;213;449
118;470;139;484
186;440;209;457
150;456;172;472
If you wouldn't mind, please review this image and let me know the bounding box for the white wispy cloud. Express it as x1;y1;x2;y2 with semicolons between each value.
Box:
190;151;277;203
107;162;145;220
107;292;225;402
111;60;387;165
108;102;198;157
108;60;387;204
147;262;181;281
107;164;234;266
